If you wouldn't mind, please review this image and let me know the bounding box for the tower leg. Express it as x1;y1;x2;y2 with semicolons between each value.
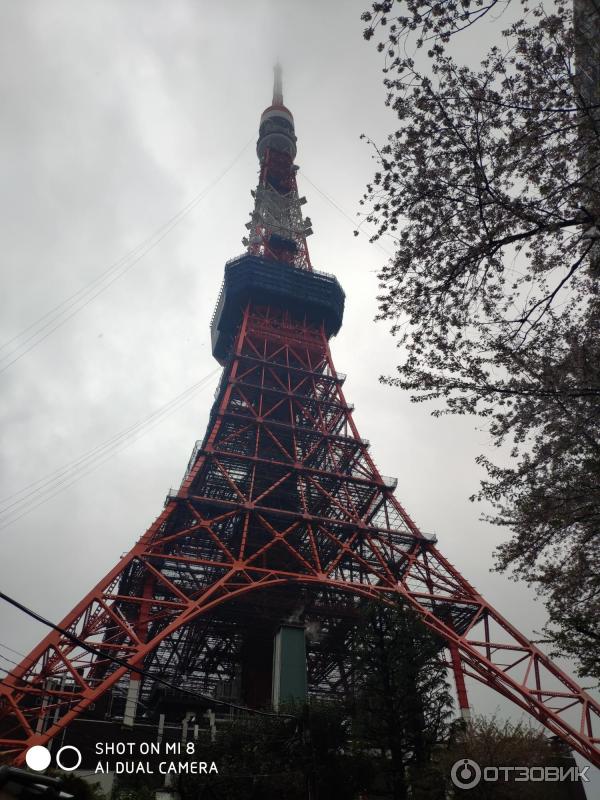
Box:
449;640;471;721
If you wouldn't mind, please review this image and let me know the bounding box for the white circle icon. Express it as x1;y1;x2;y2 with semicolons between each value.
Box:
450;758;482;789
25;745;51;772
55;745;82;772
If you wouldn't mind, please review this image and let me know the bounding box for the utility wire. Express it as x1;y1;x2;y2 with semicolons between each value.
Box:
1;239;159;353
0;367;221;530
0;643;39;675
0;367;219;512
0;652;20;668
0;139;252;375
0;642;27;659
0;590;294;720
299;172;395;258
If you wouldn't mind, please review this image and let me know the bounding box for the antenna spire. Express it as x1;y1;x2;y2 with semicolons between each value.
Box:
273;62;283;106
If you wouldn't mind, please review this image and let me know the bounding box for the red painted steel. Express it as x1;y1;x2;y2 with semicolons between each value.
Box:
247;146;312;270
1;305;599;766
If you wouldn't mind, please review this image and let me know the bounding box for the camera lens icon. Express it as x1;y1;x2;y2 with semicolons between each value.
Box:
25;746;51;772
450;758;482;789
25;744;82;772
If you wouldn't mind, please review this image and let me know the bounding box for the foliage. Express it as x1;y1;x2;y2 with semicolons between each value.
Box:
174;602;454;799
439;715;581;798
175;702;373;800
360;0;600;677
351;601;453;799
113;784;155;800
45;771;106;800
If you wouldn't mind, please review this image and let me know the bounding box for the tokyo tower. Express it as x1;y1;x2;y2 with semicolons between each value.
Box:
1;66;599;768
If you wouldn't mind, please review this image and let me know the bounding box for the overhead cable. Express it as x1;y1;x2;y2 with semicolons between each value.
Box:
0;590;294;720
0;139;252;375
0;367;220;530
299;172;395;258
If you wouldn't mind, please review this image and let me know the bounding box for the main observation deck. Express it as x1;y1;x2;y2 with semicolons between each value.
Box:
210;254;345;363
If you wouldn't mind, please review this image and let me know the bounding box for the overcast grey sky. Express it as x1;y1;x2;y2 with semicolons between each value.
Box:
0;0;597;784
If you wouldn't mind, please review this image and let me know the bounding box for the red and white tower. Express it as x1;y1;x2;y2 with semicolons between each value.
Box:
243;62;313;269
1;68;599;768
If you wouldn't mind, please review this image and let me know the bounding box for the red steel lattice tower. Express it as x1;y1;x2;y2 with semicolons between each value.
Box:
1;68;599;767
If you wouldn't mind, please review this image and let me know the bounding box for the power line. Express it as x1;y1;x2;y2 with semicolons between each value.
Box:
0;642;39;674
299;172;395;258
0;652;20;668
0;367;219;513
0;139;252;375
1;239;158;353
0;368;221;530
0;590;294;720
0;642;27;659
0;374;216;520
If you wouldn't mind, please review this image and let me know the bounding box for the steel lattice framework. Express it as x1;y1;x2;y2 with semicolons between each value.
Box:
1;68;599;768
